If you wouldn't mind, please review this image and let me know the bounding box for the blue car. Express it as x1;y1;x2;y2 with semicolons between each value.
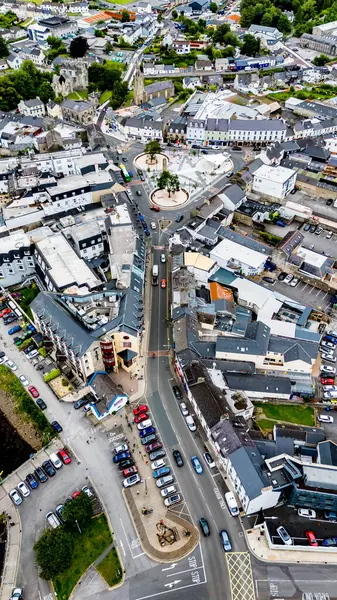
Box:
113;451;131;463
8;325;22;335
153;466;171;479
219;529;232;551
191;455;203;475
139;426;156;438
322;537;337;547
26;473;39;489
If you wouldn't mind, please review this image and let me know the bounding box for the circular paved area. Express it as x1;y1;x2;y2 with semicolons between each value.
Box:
134;152;170;173
150;187;189;209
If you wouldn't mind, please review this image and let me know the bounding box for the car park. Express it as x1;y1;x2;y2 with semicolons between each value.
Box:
153;466;171;479
298;508;316;518
179;402;189;416
164;494;181;507
26;473;38;489
35;467;48;483
172;385;182;399
113;451;131;463
42;460;56;477
149;448;166;461
141;434;157;445
18;375;29;386
46;511;61;529
191;456;203;474
28;385;39;398
219;530;232;551
123;474;141;488
138;419;152;430
276;525;292;545
199;517;210;536
9;489;22;506
17;481;30;497
114;443;129;454
123;466;138;477
118;459;134;470
146;441;162;453
82;485;94;498
185;415;197;431
156;475;174;488
139;426;156;438
58;448;71;464
284;274;293;284
203;452;215;468
173;449;184;467
133;404;148;416
305;530;318;546
51;421;63;432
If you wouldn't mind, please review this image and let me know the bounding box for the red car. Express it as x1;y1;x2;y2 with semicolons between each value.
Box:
305;530;318;546
321;377;335;385
28;385;39;398
150;205;160;212
72;491;81;499
134;413;148;423
133;404;148;416
58;448;71;465
146;441;162;453
122;466;138;477
0;308;10;317
161;278;166;289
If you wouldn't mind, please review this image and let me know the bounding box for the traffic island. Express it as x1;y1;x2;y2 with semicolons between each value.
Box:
150;187;189;210
123;488;199;563
134;152;170;174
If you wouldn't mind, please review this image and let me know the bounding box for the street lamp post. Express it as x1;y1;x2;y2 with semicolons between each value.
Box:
75;519;82;534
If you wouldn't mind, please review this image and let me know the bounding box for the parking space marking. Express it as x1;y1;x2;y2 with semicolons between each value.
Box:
226;552;256;600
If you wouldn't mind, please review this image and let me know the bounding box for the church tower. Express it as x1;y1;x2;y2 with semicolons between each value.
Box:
133;68;145;105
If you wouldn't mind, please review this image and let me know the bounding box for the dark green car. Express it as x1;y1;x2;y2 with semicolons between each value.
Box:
199;518;210;537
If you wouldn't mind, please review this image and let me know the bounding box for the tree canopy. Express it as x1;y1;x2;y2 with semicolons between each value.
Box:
0;60;54;111
121;9;130;22
145;140;161;161
70;36;89;58
34;528;74;580
0;37;9;59
157;170;180;197
62;493;93;528
210;1;218;11
241;34;261;56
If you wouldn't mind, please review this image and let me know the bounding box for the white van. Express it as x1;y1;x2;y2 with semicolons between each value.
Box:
225;492;239;517
185;415;196;431
49;452;62;469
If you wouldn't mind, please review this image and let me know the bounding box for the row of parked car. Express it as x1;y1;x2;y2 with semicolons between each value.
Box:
9;449;71;506
320;333;337;395
46;485;94;529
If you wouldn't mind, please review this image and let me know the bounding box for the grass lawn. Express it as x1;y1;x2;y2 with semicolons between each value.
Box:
254;402;315;431
67;91;88;100
100;90;112;104
96;548;123;587
107;0;132;4
53;515;112;600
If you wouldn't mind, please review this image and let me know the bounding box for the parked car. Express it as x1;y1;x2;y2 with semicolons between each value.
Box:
203;452;215;468
321;341;336;350
315;226;323;236
17;481;30;497
113;451;131;463
123;474;141;488
74;397;90;409
290;277;299;287
179;402;189;416
58;448;71;464
82;485;94;498
175;215;183;223
298;508;316;518
219;529;232;551
322;353;336;363
149;448;166;461
134;413;149;424
146;441;162;453
191;455;203;474
150;205;160;212
284;274;293;284
6;360;17;371
34;467;48;483
56;504;65;522
305;530;318;546
72;491;81;499
309;225;317;233
137;419;152;430
26;473;39;489
133;404;148;416
9;489;22;506
277;271;288;281
321;377;335;385
172;385;182;399
318;415;334;423
51;421;63;433
276;525;292;545
153;466;171;479
114;443;129;454
322;537;337;547
18;375;29;386
123;466;138;477
320;365;336;374
161;485;176;498
326;231;333;239
151;459;166;470
24;345;35;355
262;276;275;284
28;385;39;398
303;223;311;231
27;349;38;359
185;415;197;431
164;494;181;507
324;510;337;521
199;517;210;537
141;434;157;445
118;459;134;470
173;449;184;467
139;426;156;438
8;325;21;335
46;511;61;529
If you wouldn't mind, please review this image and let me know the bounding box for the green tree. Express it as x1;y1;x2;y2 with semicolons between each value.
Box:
121;9;130;22
110;81;129;109
157;11;163;22
277;12;291;33
34;528;74;580
212;23;230;44
62;493;93;528
241;34;260;56
94;29;104;37
210;1;218;11
0;37;9;58
172;9;178;18
157;170;180;198
69;36;89;58
222;45;235;57
313;53;330;65
37;81;54;104
145;140;162;162
223;31;240;46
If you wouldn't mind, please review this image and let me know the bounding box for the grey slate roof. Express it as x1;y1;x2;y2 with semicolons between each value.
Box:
62;99;93;112
278;230;304;256
216;321;271;356
229;445;267;500
268;335;318;364
318;440;337;466
218;226;271;255
222;184;245;205
145;80;174;94
225;373;291;395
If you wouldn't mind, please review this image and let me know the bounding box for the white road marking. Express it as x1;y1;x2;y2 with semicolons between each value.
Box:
162;564;178;571
119;539;126;557
167;566;204;577
119;517;141;559
164;580;181;589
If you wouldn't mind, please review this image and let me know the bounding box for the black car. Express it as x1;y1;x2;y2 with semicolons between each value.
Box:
327;198;333;206
26;472;39;489
13;337;21;343
42;460;56;477
34;467;48;483
0;351;5;358
118;459;134;470
173;449;184;467
310;225;317;233
172;385;182;399
24;345;35;355
199;517;210;537
175;215;183;223
262;277;274;284
74;397;89;409
278;271;288;281
51;420;63;433
36;398;47;410
141;434;157;445
4;315;17;324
